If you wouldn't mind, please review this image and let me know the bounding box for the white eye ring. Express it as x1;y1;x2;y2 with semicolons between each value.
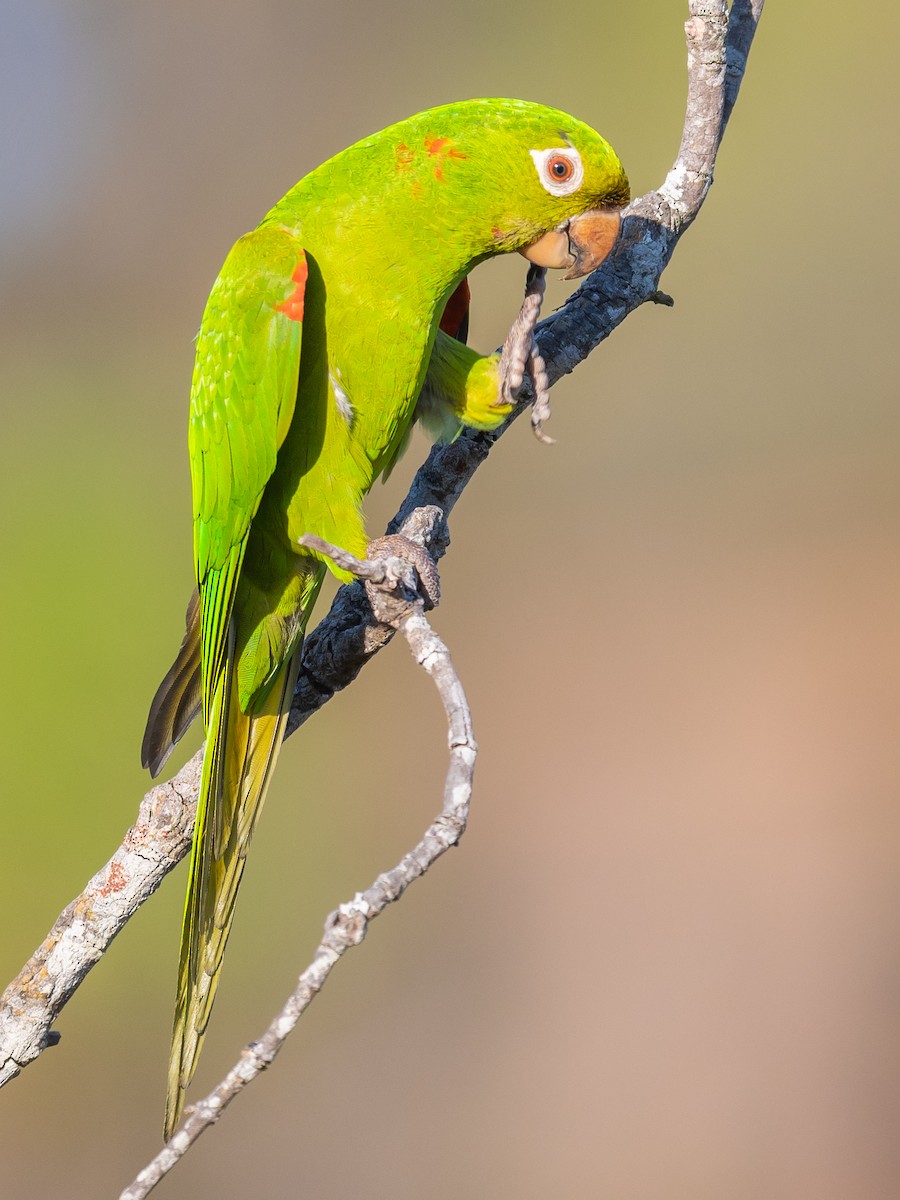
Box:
530;147;584;197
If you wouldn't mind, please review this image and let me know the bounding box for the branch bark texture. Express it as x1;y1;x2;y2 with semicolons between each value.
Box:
0;0;765;1106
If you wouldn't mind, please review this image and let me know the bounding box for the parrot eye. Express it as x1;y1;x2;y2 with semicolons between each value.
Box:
530;147;584;197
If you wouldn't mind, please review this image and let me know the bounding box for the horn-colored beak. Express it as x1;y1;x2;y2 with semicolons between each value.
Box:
520;207;623;279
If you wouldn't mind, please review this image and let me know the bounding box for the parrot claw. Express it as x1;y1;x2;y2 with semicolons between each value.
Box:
498;264;554;442
528;343;554;444
498;263;546;405
366;534;441;610
298;531;441;625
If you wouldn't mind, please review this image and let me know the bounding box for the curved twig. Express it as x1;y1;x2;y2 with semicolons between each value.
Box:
119;533;476;1198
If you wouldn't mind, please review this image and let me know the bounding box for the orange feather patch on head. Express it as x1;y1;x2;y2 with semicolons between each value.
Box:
274;258;308;323
395;143;415;172
425;136;466;183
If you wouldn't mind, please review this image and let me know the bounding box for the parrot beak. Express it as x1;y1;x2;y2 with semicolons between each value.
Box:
520;207;624;279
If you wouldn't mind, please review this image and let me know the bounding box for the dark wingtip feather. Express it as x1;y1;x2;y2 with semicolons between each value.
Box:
142;590;202;777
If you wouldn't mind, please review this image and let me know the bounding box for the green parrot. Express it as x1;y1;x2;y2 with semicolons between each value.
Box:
142;97;629;1137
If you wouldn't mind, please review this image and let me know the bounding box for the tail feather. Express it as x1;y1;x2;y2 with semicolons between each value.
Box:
142;590;202;777
163;636;301;1140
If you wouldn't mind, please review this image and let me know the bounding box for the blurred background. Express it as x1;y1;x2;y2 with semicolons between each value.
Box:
2;1;899;1196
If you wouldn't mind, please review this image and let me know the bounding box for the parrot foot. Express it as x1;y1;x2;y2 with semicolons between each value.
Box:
366;535;440;610
497;264;555;443
528;342;553;445
298;532;440;631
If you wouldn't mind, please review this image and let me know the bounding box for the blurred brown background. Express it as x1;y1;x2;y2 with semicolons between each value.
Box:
2;2;899;1196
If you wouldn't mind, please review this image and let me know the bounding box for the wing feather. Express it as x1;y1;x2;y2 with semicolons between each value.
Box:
163;224;311;1136
188;224;308;716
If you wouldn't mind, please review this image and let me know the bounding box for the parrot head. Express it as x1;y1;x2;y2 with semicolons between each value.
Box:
290;98;629;292
372;98;630;281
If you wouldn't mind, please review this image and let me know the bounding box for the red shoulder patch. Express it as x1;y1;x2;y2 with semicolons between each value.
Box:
275;257;308;323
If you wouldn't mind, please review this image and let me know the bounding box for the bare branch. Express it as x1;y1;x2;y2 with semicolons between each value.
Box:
0;0;765;1102
119;535;476;1199
0;757;202;1088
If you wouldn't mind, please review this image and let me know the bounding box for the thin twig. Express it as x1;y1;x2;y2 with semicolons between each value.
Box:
119;537;476;1199
0;0;765;1096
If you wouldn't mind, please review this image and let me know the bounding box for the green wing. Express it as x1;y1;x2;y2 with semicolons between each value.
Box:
189;223;308;722
165;224;309;1137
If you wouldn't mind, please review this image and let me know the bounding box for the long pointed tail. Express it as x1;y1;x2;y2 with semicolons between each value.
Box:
164;640;300;1139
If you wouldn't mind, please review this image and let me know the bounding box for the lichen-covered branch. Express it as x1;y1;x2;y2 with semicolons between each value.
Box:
0;0;765;1098
119;530;476;1199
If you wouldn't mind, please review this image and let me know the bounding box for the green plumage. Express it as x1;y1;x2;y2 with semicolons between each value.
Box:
143;97;628;1137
